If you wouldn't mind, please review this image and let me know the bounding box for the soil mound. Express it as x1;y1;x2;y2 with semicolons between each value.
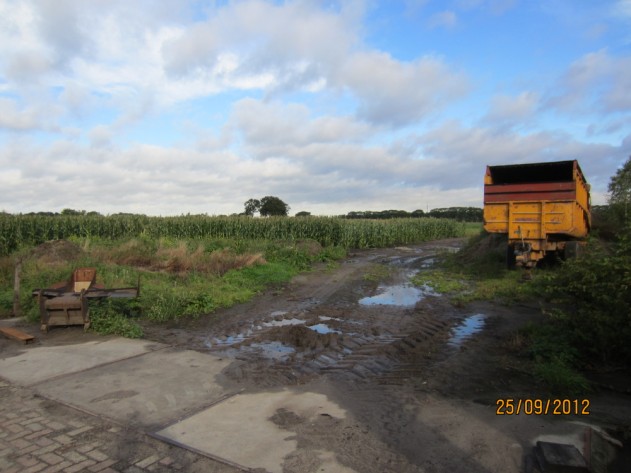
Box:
30;240;83;265
263;324;340;350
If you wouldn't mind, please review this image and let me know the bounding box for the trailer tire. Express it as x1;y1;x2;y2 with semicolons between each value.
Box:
564;241;581;260
506;244;517;269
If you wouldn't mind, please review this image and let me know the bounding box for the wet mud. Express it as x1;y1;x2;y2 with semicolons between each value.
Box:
139;238;631;473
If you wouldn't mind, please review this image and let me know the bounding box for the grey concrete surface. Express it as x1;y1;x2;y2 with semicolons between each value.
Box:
0;338;163;386
34;348;232;428
156;389;354;473
0;336;356;471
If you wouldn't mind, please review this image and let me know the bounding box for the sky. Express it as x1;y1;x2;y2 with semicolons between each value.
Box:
1;0;630;216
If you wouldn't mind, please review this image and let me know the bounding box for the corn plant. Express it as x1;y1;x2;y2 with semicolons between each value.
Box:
0;214;465;256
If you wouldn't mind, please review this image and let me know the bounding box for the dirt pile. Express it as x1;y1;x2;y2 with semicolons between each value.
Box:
249;324;340;350
29;240;84;265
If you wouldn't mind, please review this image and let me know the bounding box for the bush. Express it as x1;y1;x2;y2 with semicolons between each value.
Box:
539;226;631;364
89;299;143;338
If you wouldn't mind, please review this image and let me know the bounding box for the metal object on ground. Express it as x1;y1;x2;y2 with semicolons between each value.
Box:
483;160;591;269
33;267;139;333
534;441;589;473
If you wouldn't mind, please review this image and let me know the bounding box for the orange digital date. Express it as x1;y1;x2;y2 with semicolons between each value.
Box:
495;398;590;415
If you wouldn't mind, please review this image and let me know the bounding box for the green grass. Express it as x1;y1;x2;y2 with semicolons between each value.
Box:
4;237;348;334
411;240;538;305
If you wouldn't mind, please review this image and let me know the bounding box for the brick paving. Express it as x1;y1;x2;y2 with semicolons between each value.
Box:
0;380;238;473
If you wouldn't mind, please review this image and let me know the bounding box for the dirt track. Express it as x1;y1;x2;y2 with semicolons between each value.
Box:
3;238;629;472
139;238;631;473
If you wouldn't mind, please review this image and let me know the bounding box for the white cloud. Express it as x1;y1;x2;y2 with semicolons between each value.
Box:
0;0;628;216
616;0;631;17
414;120;621;196
337;52;469;126
0;98;40;131
89;125;113;148
546;49;631;114
428;11;457;29
483;91;540;126
231;98;374;149
456;0;517;15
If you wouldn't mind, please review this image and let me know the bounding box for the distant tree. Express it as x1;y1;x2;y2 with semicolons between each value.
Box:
411;209;425;218
243;198;261;216
26;211;57;216
295;211;311;217
608;155;631;222
259;196;290;217
429;207;483;222
61;208;85;216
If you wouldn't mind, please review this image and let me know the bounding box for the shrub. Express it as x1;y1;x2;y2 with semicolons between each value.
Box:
538;225;631;364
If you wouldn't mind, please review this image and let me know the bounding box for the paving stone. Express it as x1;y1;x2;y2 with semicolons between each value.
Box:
52;434;72;445
22;462;47;473
40;461;72;473
26;422;46;432
67;425;94;437
16;453;39;466
158;456;174;466
11;437;32;450
135;454;160;468
88;459;118;472
33;443;61;456
86;449;109;462
26;428;54;440
62;450;87;463
35;437;56;447
40;452;65;465
76;442;100;454
65;459;97;473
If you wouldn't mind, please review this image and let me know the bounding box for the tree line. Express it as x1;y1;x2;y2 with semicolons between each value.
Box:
343;207;483;221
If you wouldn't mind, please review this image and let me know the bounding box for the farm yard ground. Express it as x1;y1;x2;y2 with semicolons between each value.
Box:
1;238;630;472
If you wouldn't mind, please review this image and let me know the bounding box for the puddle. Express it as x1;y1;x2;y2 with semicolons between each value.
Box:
448;314;485;347
269;311;288;317
420;258;436;268
308;323;341;335
206;332;250;347
359;282;434;307
262;318;305;328
248;341;295;361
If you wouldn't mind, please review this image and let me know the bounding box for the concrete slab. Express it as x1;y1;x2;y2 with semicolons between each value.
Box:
35;348;231;428
156;389;352;473
0;338;163;385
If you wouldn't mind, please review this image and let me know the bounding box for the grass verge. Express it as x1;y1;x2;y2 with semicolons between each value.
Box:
1;237;347;338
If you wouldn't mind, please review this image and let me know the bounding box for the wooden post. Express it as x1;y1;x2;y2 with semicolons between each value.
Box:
13;259;21;317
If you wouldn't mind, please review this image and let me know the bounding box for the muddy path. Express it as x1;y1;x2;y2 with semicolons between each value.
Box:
140;238;631;473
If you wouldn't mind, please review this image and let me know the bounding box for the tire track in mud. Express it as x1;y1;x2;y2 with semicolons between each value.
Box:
194;240;472;389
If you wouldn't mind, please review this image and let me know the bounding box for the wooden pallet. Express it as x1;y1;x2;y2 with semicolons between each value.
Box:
0;326;35;344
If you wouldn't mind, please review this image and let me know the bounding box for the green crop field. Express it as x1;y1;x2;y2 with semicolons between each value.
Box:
0;214;466;256
0;213;467;336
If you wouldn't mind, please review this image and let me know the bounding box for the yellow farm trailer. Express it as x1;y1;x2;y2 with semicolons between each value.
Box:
483;160;591;268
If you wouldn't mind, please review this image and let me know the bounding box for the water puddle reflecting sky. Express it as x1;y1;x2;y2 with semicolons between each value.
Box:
308;323;341;334
448;314;485;347
359;282;434;307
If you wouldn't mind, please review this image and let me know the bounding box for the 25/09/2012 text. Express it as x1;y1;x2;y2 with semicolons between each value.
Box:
496;399;590;415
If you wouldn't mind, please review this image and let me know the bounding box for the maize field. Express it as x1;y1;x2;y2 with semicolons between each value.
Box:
0;214;465;256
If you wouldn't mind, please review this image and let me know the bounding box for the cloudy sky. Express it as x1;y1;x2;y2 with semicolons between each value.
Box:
1;0;630;216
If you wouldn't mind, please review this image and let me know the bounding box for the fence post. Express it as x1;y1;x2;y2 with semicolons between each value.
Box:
13;258;21;317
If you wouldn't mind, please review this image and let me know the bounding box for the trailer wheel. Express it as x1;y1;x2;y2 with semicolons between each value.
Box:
564;241;581;260
506;244;517;269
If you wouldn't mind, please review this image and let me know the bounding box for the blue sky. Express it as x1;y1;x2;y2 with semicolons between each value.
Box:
0;0;630;215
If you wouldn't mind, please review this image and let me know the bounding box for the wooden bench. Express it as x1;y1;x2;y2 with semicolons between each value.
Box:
0;326;35;344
